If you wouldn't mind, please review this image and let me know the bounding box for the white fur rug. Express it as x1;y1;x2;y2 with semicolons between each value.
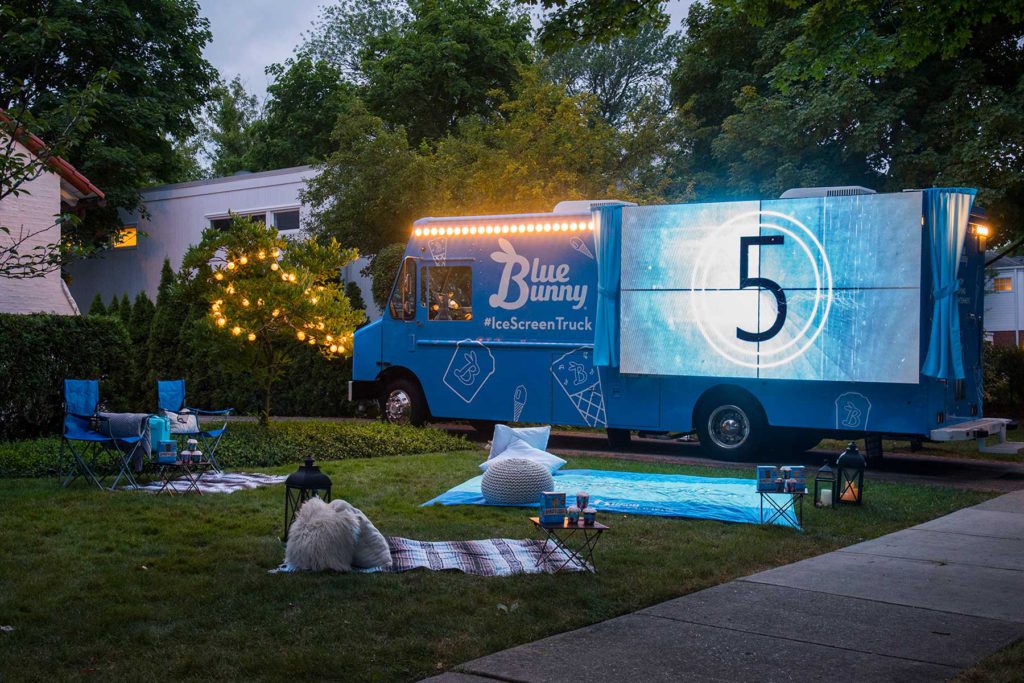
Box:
284;498;391;572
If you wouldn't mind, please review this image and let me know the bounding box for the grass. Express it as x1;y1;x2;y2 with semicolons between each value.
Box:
818;427;1024;462
0;452;993;681
955;638;1024;682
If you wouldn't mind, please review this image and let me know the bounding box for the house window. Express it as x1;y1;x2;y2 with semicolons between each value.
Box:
114;226;137;248
274;210;300;232
211;217;233;231
994;277;1013;292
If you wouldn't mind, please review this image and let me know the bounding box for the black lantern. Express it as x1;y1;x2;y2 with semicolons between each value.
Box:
813;460;835;508
283;457;332;541
835;441;866;505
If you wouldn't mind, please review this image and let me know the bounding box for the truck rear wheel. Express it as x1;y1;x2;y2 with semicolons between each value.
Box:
695;394;767;462
380;378;427;427
606;428;632;450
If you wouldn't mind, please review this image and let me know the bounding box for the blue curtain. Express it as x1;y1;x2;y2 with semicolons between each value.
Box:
593;206;622;367
921;188;976;380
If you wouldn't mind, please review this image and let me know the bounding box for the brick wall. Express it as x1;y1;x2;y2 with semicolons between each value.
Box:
0;140;77;315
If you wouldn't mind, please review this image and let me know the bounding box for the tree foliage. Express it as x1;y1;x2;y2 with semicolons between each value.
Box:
672;1;1024;237
524;0;669;50
360;0;533;143
179;216;364;423
304;68;681;256
0;0;217;244
368;243;408;310
205;77;258;178
542;21;679;128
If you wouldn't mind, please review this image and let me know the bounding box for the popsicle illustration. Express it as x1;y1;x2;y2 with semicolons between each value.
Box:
513;384;527;421
569;235;594;259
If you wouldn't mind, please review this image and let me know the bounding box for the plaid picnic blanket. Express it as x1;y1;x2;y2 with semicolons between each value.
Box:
133;472;287;494
272;537;589;575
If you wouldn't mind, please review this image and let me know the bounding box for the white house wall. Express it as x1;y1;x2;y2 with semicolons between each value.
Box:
985;267;1023;335
66;167;379;319
0;140;78;315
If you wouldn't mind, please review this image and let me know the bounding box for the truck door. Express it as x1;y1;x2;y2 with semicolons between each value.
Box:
384;256;419;357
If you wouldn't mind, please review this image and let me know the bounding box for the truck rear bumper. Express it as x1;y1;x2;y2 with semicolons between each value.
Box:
348;380;381;402
931;417;1023;455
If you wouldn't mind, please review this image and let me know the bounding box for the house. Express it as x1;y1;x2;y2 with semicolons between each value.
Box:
0;123;104;315
985;254;1024;346
66;166;378;318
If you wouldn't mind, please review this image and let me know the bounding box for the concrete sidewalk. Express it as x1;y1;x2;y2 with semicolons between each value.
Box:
427;490;1024;682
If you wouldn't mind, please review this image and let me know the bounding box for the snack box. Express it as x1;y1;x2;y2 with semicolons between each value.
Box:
157;439;178;464
539;491;567;524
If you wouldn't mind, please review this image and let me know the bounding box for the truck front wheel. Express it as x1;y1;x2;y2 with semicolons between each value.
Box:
380;378;427;427
695;394;767;462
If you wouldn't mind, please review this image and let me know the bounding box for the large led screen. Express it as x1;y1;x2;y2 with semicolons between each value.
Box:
618;192;923;383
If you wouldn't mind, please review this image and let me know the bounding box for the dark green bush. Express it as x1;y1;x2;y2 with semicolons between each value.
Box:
0;420;471;477
983;341;1024;418
0;313;133;439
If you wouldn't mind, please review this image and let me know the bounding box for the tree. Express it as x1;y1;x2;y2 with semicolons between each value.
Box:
107;295;122;321
179;216;364;424
87;292;107;316
0;0;217;246
205;77;258;177
541;21;679;128
361;0;533;143
368;243;407;310
521;0;669;50
672;1;1024;235
128;291;156;404
345;280;367;314
148;259;190;387
305;68;680;256
244;58;359;171
301;0;411;83
117;293;132;325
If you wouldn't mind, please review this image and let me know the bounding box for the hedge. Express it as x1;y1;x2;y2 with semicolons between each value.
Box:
0;420;472;478
0;313;133;440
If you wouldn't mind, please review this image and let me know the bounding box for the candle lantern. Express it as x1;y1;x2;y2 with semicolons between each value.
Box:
813;461;835;508
283;456;332;541
835;441;866;505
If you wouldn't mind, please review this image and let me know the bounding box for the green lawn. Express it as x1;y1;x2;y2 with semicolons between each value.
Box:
0;452;993;681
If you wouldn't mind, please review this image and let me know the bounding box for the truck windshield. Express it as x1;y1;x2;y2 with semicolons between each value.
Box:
423;265;472;321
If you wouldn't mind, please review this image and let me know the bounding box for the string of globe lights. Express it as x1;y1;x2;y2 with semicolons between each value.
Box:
207;246;352;357
412;218;594;237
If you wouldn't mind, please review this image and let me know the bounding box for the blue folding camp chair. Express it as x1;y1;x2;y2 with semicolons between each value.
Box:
60;379;144;490
157;379;233;471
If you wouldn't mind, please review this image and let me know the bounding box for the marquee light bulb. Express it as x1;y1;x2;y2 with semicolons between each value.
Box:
272;308;280;317
297;331;306;341
270;262;279;271
414;228;422;237
310;297;319;304
257;250;266;260
216;317;226;327
231;326;241;336
288;273;297;282
308;337;316;345
226;261;236;270
214;272;224;281
241;298;250;307
247;332;256;342
239;255;248;265
271;248;280;257
330;344;338;353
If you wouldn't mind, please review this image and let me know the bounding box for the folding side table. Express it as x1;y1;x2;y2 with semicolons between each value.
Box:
531;516;608;573
759;491;804;529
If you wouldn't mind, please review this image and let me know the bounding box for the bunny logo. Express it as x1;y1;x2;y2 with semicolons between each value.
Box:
443;340;495;403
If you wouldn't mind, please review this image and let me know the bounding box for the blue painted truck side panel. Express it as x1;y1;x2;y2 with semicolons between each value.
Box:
353;193;987;437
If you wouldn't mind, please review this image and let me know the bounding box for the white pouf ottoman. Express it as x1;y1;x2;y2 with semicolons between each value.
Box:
481;457;554;505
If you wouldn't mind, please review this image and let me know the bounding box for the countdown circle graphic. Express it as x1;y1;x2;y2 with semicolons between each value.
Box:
689;210;833;370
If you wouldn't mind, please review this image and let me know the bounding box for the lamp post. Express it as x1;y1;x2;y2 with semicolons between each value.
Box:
835;442;866;505
813;461;835;508
283;457;332;541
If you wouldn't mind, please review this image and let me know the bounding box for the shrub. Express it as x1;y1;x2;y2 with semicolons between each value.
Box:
0;313;133;439
0;420;472;477
984;341;1024;418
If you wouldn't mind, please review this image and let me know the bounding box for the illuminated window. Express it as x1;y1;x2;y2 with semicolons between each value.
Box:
426;266;472;321
994;277;1013;292
114;226;137;248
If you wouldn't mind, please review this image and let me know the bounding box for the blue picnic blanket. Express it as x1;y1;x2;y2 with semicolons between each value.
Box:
422;468;799;528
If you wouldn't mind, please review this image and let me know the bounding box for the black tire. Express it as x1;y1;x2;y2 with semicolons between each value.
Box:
606;428;632;450
695;392;768;462
379;378;428;427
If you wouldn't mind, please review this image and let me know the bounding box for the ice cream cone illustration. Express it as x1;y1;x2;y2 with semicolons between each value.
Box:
428;237;448;266
570;235;594;259
513;384;527;421
550;347;606;427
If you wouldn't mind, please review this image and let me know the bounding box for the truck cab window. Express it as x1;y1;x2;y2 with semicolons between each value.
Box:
388;257;417;321
426;266;472;321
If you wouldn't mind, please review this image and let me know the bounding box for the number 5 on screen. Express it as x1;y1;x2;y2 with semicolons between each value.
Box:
736;235;787;343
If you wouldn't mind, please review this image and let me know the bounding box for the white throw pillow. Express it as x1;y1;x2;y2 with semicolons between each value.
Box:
163;410;199;434
488;424;551;459
480;438;566;473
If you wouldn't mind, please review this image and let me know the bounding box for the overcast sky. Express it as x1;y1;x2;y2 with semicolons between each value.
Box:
199;0;695;102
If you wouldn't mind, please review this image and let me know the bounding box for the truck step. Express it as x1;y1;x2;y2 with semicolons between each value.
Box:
978;440;1024;455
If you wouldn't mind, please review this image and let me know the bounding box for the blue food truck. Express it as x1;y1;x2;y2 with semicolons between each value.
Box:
349;187;1021;460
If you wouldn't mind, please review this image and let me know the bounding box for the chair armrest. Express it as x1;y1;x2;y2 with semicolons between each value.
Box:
186;407;234;415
